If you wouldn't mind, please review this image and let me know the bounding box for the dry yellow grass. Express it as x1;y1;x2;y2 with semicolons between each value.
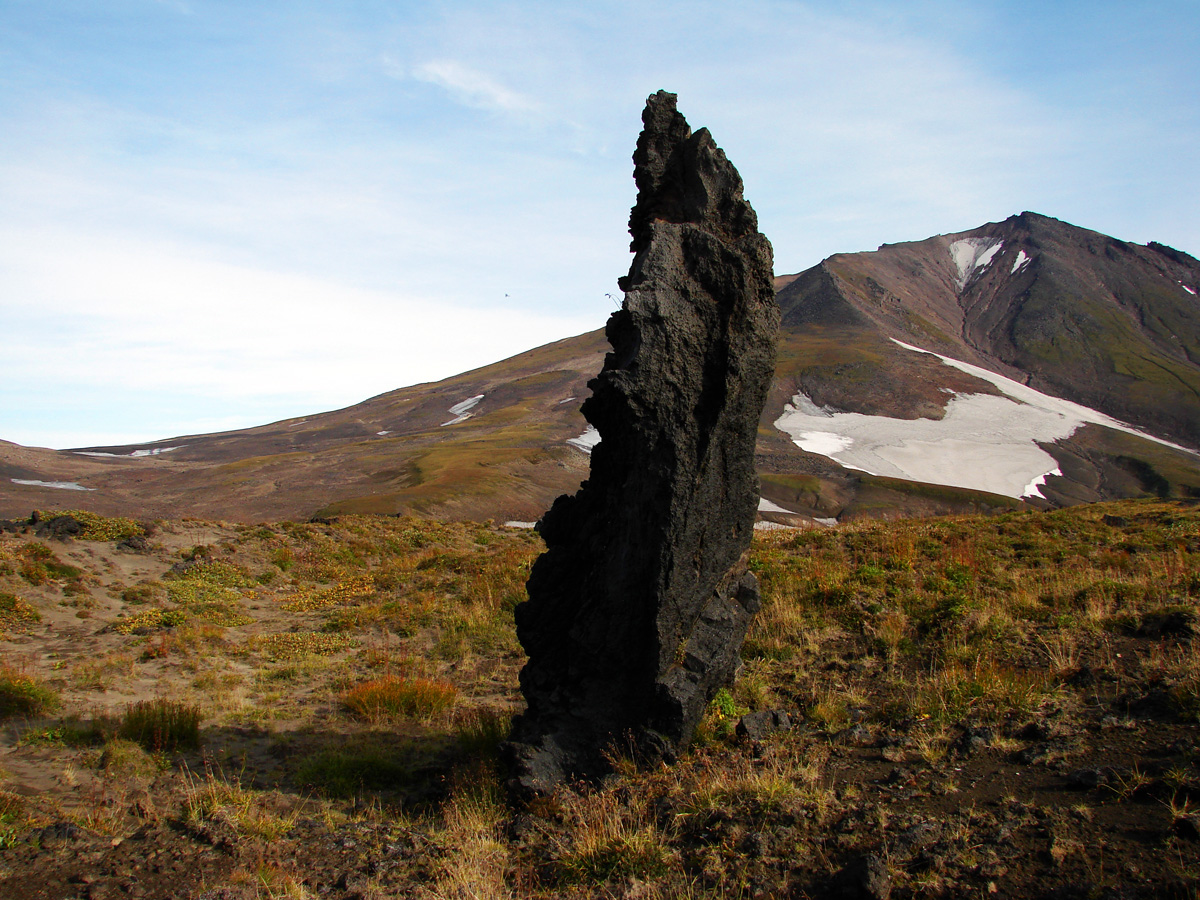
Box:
0;501;1197;898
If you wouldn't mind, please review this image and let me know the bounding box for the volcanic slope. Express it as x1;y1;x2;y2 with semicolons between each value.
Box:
765;212;1200;512
3;213;1199;523
783;212;1200;447
0;332;609;524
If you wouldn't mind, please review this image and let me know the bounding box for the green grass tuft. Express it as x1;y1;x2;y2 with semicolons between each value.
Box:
342;674;458;724
0;664;59;720
119;698;202;752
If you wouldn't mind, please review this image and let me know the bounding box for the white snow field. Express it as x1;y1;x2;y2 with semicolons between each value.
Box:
774;340;1193;500
10;479;94;491
566;425;601;453
440;394;485;427
949;238;1003;290
75;446;183;458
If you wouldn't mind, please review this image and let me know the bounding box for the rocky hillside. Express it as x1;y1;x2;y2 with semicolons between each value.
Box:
768;212;1200;510
784;212;1200;446
2;213;1198;524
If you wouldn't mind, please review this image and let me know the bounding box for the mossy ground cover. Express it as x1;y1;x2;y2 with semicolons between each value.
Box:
0;501;1197;898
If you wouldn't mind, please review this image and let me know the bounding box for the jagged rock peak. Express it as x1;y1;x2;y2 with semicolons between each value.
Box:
625;90;763;256
506;92;780;797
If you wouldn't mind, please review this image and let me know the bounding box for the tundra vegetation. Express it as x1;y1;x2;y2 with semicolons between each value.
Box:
0;500;1197;898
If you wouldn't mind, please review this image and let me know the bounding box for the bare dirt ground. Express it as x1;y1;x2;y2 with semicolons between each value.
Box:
0;503;1197;899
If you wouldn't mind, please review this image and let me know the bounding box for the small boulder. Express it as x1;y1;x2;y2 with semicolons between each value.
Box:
35;514;81;539
832;852;892;900
896;822;941;854
117;534;151;553
1065;767;1107;790
1015;742;1055;765
735;709;792;742
1172;813;1200;841
953;725;995;756
39;820;87;847
1136;608;1196;640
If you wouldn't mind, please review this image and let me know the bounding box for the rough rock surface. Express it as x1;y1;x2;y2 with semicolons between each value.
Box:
508;91;780;795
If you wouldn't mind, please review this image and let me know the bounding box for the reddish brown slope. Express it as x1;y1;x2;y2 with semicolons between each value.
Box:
5;214;1199;524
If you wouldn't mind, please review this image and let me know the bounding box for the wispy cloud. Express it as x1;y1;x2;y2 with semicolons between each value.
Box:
0;223;595;447
0;0;1196;448
410;59;541;115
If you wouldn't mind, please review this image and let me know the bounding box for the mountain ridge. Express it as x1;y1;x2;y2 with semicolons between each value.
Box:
3;212;1199;524
793;212;1200;445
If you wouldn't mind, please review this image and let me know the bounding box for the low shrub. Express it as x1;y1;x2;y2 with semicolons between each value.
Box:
119;698;202;752
185;771;296;840
36;509;144;542
19;718;109;747
343;675;458;723
0;793;26;850
164;560;256;606
0;664;59;719
702;687;748;739
248;632;357;659
455;707;512;759
292;745;418;797
121;583;160;604
113;607;187;634
0;592;40;633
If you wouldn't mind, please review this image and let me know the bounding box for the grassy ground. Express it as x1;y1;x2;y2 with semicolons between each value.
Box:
0;500;1197;898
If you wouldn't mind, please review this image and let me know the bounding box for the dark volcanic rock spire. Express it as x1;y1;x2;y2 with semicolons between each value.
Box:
508;91;780;795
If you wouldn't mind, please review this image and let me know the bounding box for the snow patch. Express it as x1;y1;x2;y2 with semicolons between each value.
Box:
567;425;601;453
504;521;537;529
448;395;485;415
1011;250;1032;274
1182;283;1197;296
754;521;793;531
814;517;840;528
950;238;1003;289
441;394;485;427
376;431;390;436
131;446;181;457
758;498;797;515
11;479;94;491
74;446;183;458
790;430;856;459
1022;467;1062;499
787;392;836;418
772;340;1194;500
558;397;577;404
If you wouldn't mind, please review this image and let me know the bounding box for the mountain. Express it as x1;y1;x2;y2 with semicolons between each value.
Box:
781;212;1200;446
0;332;608;524
3;212;1198;524
767;212;1200;510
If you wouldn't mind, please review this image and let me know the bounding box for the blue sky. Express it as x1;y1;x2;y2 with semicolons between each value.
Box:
2;0;1197;448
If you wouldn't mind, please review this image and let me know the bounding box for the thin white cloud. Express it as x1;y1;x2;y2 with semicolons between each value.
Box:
410;59;541;115
0;0;1196;449
0;224;595;446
